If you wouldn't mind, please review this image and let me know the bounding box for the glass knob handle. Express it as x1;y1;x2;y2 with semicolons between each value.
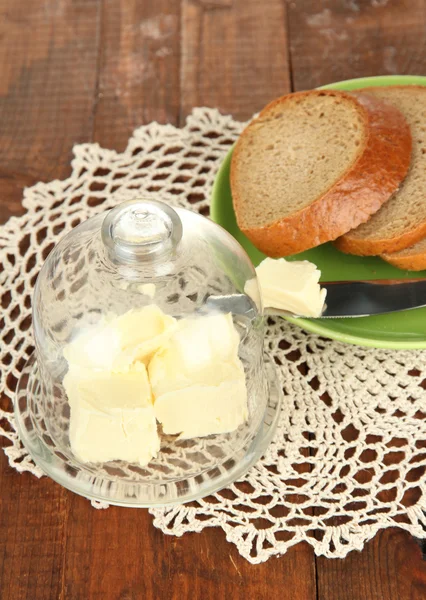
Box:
101;199;183;265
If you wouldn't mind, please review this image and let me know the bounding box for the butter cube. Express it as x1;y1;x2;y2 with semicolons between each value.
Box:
149;313;242;395
112;305;176;369
246;257;326;318
154;378;248;439
64;305;176;371
149;313;248;438
64;363;160;465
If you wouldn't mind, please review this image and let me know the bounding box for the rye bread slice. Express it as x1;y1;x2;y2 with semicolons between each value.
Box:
336;86;426;256
382;237;426;271
230;89;412;257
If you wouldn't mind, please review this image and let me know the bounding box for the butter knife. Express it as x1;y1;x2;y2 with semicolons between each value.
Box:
316;279;426;318
205;279;426;319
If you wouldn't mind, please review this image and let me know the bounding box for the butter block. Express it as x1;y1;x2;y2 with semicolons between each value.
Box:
64;307;248;457
154;378;248;439
64;364;160;465
246;257;326;318
149;313;242;396
150;313;248;438
69;404;159;465
63;318;122;371
112;305;176;369
63;305;176;371
65;361;152;410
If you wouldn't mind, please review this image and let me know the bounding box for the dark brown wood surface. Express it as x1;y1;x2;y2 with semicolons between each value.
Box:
1;1;426;598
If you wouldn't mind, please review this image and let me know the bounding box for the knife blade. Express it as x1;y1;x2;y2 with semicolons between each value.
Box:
318;279;426;318
205;279;426;319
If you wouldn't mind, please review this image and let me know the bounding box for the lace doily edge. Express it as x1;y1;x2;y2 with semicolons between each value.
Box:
149;501;426;564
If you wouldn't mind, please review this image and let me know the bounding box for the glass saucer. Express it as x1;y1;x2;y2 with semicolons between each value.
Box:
14;352;282;507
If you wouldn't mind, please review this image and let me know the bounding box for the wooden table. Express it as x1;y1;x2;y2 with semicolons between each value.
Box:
1;1;426;598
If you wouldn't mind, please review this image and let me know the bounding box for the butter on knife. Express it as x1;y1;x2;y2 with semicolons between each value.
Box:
244;258;426;319
245;257;327;318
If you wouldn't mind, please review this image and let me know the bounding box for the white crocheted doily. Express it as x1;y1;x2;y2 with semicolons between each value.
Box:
1;109;426;564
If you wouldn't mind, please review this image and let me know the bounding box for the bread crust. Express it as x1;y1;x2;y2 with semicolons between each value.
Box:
336;222;426;256
336;86;426;256
231;89;412;257
382;247;426;271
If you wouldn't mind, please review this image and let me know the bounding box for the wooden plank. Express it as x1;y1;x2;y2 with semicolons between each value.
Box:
61;494;316;600
287;0;426;90
0;2;101;599
317;528;426;600
180;0;291;122
0;0;102;220
93;0;181;151
0;460;68;600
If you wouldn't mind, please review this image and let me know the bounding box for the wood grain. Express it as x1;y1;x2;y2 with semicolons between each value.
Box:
180;0;291;122
312;424;426;598
317;528;426;600
0;469;67;600
0;0;102;220
0;1;100;596
60;494;316;600
287;0;426;91
93;0;181;151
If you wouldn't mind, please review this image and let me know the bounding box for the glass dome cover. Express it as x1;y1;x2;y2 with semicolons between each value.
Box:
15;199;282;506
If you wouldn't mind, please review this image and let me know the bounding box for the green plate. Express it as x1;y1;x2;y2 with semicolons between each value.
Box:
211;75;426;349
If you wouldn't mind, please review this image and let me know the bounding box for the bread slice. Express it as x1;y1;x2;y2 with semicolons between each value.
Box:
336;86;426;256
382;237;426;271
230;89;412;257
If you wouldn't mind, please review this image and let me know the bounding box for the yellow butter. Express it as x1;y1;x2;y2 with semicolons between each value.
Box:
63;305;176;371
246;257;326;318
149;313;241;394
149;313;248;438
64;307;248;459
68;404;159;465
112;305;176;369
154;378;248;439
64;363;160;465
